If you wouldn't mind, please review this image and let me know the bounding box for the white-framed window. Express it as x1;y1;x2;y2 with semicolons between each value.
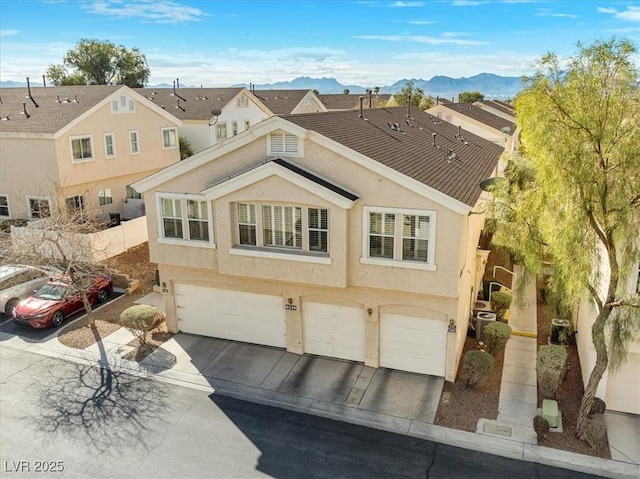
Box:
162;127;178;149
70;135;94;163
236;96;249;108
263;205;302;249
98;189;113;206
308;207;328;253
126;185;142;200
233;202;329;260
237;203;257;246
244;119;250;130
157;194;213;246
232;121;238;136
268;132;301;157
0;194;10;217
104;133;116;158
362;206;436;270
27;196;51;220
216;123;227;141
65;195;85;221
111;95;135;113
129;130;139;154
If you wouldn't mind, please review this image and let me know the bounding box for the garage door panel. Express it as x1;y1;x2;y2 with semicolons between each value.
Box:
175;284;285;348
606;353;640;414
380;313;446;377
303;302;364;362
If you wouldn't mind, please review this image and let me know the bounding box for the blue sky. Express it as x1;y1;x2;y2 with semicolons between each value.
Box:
1;1;638;87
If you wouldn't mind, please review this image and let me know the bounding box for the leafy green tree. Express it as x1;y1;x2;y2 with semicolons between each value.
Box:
459;91;484;103
46;39;150;87
390;81;433;110
179;135;194;160
490;38;640;440
343;88;350;94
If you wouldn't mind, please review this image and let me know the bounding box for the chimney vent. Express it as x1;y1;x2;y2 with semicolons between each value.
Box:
432;133;436;147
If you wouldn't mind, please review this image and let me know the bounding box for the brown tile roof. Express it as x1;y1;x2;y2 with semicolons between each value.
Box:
478;100;516;117
443;102;516;134
284;107;503;207
250;89;314;115
134;87;244;120
318;94;391;111
0;85;124;134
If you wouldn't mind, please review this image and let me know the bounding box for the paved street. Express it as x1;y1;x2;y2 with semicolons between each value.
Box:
0;347;601;479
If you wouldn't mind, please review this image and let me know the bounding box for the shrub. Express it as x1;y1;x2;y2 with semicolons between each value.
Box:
484;321;512;356
120;304;165;345
583;413;607;449
0;218;27;233
490;291;512;321
590;397;606;415
536;345;568;399
533;415;550;442
463;350;494;388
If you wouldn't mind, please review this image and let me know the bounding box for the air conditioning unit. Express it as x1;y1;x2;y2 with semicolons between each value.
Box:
473;300;492;317
476;311;497;341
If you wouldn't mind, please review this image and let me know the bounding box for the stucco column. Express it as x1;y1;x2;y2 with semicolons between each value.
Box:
445;319;458;382
285;295;303;355
163;282;178;333
364;306;379;368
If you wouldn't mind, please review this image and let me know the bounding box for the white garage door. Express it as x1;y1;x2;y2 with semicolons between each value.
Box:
606;353;640;415
175;284;285;348
303;302;365;362
380;313;447;376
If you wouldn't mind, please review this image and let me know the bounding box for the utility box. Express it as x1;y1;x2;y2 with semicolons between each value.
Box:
542;399;559;428
476;311;497;341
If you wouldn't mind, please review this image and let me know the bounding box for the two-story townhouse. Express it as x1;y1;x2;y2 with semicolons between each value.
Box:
132;107;503;381
0;85;182;223
426;100;517;154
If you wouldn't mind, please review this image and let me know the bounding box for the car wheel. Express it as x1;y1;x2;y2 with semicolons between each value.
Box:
96;289;108;304
4;298;19;317
51;310;64;327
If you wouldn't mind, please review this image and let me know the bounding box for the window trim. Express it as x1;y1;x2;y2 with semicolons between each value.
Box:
104;133;116;158
26;196;52;220
98;189;113;206
308;207;329;253
231;202;329;261
0;194;10;218
361;206;437;271
215;122;227;142
69;135;94;163
129;130;140;155
162;127;178;150
156;193;215;248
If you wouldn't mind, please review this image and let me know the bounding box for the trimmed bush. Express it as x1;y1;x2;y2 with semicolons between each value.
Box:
536;345;568;399
120;304;165;345
584;413;607;449
463;350;494;388
490;291;512;321
533;415;550;442
590;397;606;415
484;321;512;356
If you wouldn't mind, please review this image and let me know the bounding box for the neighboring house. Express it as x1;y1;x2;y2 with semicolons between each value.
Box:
426;100;517;153
133;106;503;382
474;100;516;123
134;86;326;154
576;253;640;415
0;84;182;223
250;88;327;115
318;93;392;111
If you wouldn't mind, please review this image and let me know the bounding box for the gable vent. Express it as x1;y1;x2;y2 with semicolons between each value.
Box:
269;132;300;156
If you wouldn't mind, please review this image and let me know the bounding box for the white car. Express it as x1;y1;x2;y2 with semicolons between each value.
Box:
0;265;49;317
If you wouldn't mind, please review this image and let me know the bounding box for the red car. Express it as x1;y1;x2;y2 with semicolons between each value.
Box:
13;274;113;328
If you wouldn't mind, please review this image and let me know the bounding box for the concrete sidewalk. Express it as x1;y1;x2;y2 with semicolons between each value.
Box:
0;292;638;478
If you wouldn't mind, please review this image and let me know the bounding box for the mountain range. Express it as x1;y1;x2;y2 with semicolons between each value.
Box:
0;73;523;99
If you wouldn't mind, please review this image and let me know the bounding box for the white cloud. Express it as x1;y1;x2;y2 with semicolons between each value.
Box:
452;1;486;6
389;1;424;7
353;34;489;46
82;0;208;24
597;7;617;14
598;5;640;22
441;32;470;38
0;30;20;37
535;9;577;20
408;20;436;25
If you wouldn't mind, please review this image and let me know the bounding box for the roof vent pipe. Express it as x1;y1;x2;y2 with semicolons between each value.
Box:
21;102;30;118
25;77;39;107
458;125;461;137
176;78;180;89
368;90;372;109
407;94;411;117
436;96;439;105
432;133;436;147
359;96;364;118
42;75;47;88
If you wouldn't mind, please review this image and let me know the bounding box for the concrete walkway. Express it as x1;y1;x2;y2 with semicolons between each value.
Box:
0;288;639;478
478;265;539;443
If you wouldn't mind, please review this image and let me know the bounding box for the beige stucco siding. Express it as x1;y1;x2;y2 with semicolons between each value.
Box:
0;137;59;218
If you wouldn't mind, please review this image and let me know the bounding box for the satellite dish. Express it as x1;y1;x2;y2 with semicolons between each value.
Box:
209;109;222;127
479;177;505;192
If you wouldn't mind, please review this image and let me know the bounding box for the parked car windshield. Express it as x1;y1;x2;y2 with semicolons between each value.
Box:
34;284;68;301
